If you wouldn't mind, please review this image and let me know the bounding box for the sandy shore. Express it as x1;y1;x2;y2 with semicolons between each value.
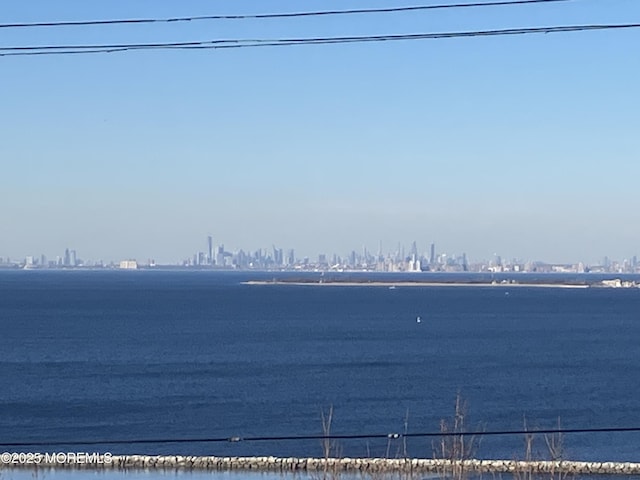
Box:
244;281;590;288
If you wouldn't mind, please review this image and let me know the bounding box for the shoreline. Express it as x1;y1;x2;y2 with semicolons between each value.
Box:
244;280;591;288
2;454;639;475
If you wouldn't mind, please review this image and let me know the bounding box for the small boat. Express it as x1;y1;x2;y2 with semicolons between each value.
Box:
416;316;422;323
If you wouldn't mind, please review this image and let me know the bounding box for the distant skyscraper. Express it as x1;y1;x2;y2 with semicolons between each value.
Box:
216;245;225;266
272;245;284;266
64;248;71;266
429;243;435;265
207;236;213;265
271;246;283;266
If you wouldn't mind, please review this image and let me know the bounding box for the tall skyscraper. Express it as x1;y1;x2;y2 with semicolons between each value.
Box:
216;245;225;267
272;246;283;266
207;236;213;265
429;243;436;265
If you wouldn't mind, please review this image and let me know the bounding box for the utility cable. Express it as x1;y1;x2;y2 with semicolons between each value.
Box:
2;426;640;448
2;23;639;57
0;0;573;30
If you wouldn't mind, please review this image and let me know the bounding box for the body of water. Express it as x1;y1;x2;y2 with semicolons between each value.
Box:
1;270;639;462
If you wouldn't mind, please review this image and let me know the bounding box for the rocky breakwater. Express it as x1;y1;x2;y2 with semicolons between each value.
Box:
2;455;640;476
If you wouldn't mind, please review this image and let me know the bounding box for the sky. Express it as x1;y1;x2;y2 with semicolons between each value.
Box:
1;0;639;265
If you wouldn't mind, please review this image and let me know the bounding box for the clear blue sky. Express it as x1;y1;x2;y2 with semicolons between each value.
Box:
2;0;639;264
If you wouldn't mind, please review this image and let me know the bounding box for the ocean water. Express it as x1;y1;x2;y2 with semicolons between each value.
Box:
1;270;639;463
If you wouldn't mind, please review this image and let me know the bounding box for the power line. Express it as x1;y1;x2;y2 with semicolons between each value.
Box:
2;23;639;57
0;0;573;30
2;426;640;448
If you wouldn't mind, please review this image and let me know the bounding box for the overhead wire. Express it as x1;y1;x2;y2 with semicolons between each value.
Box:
1;23;639;57
2;426;640;448
0;0;573;29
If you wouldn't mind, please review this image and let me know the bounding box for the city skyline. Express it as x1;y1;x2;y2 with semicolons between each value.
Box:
1;234;638;273
2;1;638;266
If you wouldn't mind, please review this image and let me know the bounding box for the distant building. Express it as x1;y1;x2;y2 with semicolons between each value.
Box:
119;260;138;270
408;255;421;272
216;245;225;266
